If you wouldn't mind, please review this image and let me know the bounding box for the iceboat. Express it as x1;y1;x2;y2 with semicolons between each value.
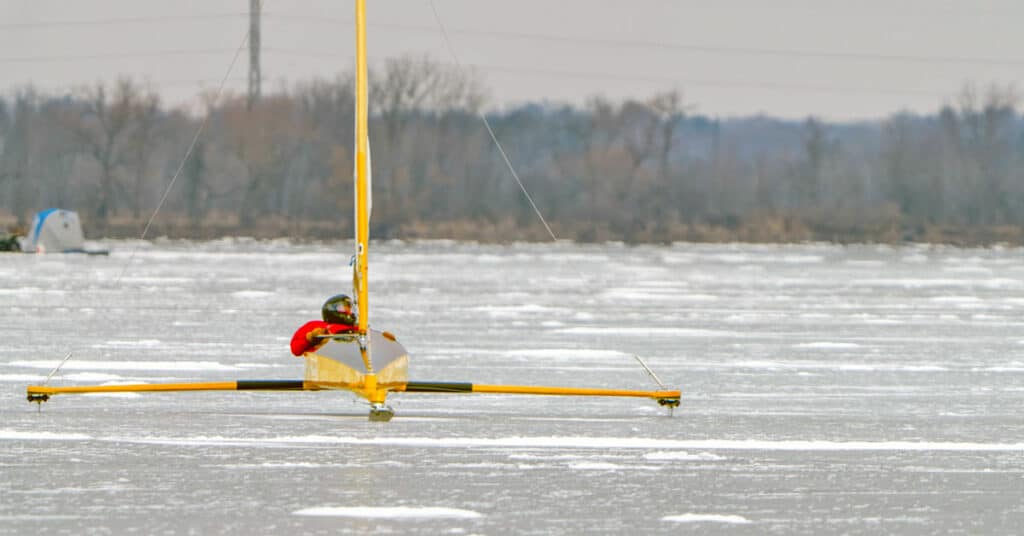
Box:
26;1;680;421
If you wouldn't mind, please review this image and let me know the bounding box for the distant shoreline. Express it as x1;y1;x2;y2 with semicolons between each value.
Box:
7;214;1018;248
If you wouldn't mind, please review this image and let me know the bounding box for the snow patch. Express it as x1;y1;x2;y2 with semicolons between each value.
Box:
89;339;163;349
602;288;717;302
663;513;751;524
568;462;622;470
9;360;240;372
558;327;735;337
294;506;482;519
930;296;983;304
503;349;631;360
645;451;725;461
0;374;48;382
471;304;560;313
82;392;142;399
60;372;126;382
0;430;92;441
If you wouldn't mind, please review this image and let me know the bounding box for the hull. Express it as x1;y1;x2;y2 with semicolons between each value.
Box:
303;329;409;391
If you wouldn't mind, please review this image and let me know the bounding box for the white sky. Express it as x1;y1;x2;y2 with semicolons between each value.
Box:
2;0;1022;120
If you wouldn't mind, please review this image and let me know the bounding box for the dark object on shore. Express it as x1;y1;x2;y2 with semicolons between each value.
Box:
0;233;21;252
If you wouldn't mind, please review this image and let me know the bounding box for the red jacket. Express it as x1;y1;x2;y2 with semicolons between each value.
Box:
290;320;357;356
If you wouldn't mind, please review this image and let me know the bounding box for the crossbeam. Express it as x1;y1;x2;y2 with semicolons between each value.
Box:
27;379;680;407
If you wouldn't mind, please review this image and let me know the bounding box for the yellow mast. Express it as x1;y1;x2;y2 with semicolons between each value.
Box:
353;0;379;403
355;0;369;337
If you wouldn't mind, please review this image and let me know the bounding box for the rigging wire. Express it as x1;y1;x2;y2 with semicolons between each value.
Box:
427;0;557;242
111;4;258;285
44;2;261;377
427;1;676;397
42;352;74;386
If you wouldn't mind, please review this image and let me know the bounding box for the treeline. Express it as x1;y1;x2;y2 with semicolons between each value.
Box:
2;56;1023;244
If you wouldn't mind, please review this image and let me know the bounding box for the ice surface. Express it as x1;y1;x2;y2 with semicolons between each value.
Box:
12;433;1015;452
3;241;1024;535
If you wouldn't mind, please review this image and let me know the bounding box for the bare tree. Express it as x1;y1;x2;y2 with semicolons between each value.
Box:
64;79;153;222
0;91;34;224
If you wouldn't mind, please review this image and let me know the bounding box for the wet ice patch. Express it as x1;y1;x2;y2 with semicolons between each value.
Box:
294;506;482;519
663;513;751;524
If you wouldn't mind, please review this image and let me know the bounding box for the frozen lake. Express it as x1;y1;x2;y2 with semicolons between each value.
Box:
2;240;1023;534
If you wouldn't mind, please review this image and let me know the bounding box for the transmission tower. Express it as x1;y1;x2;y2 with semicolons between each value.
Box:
248;0;261;109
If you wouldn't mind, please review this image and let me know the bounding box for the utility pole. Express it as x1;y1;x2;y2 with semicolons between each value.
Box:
248;0;261;110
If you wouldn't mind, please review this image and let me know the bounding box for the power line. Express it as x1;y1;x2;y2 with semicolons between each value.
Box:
0;13;246;30
465;64;952;99
256;48;967;99
3;12;1023;68
0;48;1008;101
259;14;1024;68
0;49;239;64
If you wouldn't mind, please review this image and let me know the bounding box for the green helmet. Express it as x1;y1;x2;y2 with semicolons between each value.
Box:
322;294;356;325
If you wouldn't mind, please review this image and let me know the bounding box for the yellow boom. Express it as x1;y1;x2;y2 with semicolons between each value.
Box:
26;380;681;419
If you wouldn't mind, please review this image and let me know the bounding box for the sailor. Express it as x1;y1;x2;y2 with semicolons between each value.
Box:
289;294;359;356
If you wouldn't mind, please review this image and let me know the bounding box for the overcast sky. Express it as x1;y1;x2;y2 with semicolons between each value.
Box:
2;0;1022;120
